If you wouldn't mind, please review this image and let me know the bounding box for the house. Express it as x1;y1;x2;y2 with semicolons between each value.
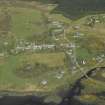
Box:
41;80;48;85
50;21;64;37
0;53;5;57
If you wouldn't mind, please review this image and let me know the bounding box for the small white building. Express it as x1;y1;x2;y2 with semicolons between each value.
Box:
82;60;86;65
0;53;5;57
4;42;8;46
41;80;48;85
55;74;63;79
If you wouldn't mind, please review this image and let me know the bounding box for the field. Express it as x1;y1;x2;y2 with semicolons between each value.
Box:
0;52;68;91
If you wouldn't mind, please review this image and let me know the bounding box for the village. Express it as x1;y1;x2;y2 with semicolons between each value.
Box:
0;1;105;105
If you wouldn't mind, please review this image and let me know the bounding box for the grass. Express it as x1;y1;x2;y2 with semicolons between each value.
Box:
0;52;69;92
79;94;98;102
81;78;105;94
22;52;65;67
10;6;48;40
10;8;44;38
0;4;52;44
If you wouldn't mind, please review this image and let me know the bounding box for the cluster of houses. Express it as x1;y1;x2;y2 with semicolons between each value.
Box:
95;15;105;23
49;20;65;40
41;70;65;86
95;54;105;63
66;43;78;71
85;15;105;27
1;38;81;55
13;44;72;54
6;39;79;54
73;32;85;38
9;40;56;54
0;53;5;57
40;54;105;86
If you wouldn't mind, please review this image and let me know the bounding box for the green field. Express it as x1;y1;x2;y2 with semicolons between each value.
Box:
0;52;68;92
